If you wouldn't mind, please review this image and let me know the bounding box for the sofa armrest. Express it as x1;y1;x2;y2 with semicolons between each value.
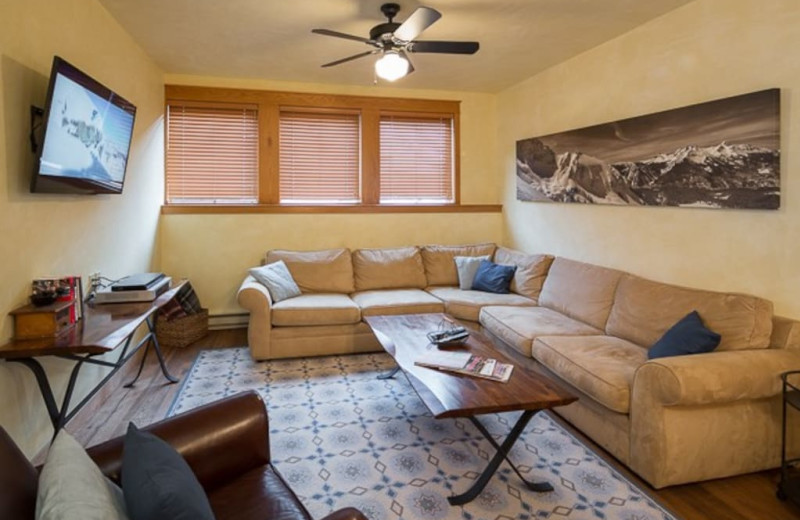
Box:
634;349;800;407
320;507;369;520
770;315;800;350
87;391;270;492
238;275;273;310
238;275;274;359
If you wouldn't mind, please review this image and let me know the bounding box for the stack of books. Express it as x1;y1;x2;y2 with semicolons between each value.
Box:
414;350;514;383
32;276;83;323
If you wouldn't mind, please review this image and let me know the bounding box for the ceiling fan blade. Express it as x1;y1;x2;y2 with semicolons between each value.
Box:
393;6;441;42
312;28;375;45
400;50;415;75
407;40;480;54
321;50;377;68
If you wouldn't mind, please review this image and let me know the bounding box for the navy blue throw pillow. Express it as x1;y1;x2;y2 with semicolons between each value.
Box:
471;260;516;294
122;423;215;520
648;311;721;360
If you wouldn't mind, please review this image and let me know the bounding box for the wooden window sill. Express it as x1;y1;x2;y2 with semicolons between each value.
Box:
160;204;502;215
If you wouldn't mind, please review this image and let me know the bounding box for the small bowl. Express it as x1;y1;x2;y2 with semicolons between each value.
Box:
30;293;58;307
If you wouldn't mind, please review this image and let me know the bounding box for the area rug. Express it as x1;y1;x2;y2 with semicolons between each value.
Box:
169;348;679;520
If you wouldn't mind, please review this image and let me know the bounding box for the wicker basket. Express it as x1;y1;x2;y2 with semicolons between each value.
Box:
155;309;208;348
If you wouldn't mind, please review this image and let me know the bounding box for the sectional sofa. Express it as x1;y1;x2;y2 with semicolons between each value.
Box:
237;243;800;488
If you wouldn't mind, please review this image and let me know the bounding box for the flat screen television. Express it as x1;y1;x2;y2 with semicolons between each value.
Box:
31;56;137;194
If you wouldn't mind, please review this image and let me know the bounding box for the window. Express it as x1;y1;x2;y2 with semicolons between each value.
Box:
163;86;466;212
279;110;360;204
380;114;454;203
166;103;259;204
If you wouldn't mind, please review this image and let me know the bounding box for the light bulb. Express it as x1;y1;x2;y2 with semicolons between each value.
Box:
375;51;409;81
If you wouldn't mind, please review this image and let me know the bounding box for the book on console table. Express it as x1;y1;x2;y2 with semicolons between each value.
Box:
414;351;514;383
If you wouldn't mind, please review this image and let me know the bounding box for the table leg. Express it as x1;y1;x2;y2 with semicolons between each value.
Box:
377;366;401;380
125;316;178;387
448;409;553;506
9;356;86;434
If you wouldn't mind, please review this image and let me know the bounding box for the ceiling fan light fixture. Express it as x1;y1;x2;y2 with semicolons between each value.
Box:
375;50;409;81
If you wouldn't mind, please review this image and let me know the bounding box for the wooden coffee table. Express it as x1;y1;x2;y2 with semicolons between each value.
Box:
364;313;577;505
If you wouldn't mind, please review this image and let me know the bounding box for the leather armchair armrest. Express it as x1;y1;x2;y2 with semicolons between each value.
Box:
320;507;369;520
634;349;800;407
238;275;274;360
87;391;270;492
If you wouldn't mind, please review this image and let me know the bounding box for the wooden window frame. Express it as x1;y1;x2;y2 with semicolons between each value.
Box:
163;85;500;214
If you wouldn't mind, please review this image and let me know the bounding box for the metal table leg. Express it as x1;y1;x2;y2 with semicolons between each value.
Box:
125;315;178;387
7;314;179;435
448;409;553;506
377;366;401;380
8;357;85;434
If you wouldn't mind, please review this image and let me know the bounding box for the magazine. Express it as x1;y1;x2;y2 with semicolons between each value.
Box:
414;351;514;383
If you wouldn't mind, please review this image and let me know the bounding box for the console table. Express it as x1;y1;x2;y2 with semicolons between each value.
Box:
0;281;185;434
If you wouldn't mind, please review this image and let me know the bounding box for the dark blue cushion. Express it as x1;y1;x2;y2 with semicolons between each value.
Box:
648;311;721;359
122;423;215;520
471;260;516;294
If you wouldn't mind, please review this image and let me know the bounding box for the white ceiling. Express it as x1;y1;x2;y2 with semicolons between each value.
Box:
99;0;694;93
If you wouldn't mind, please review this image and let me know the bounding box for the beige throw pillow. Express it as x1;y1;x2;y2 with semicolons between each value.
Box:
454;255;491;290
250;261;301;303
36;430;128;520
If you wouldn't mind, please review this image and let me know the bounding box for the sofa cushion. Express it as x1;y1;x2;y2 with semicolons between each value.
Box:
421;243;496;286
532;335;647;414
272;294;361;327
606;274;774;351
479;306;602;357
648;311;721;359
266;249;355;294
472;260;516;294
427;287;536;322
351;289;444;317
538;257;624;330
353;247;427;291
493;247;554;301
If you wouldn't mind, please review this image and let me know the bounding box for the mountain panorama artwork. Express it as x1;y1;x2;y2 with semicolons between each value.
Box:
516;89;780;210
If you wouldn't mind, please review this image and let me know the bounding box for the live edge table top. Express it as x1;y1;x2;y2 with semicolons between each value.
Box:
364;313;577;419
0;281;187;359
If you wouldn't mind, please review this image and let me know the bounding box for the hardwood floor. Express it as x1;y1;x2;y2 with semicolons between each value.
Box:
62;328;799;520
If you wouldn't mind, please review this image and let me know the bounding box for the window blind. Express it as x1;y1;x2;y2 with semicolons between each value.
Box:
279;111;360;203
166;104;259;204
379;114;454;203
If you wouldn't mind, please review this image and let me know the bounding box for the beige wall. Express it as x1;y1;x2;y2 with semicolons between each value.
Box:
0;0;164;455
161;75;501;315
497;0;800;319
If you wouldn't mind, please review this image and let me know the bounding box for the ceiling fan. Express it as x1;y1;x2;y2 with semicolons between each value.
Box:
312;3;480;82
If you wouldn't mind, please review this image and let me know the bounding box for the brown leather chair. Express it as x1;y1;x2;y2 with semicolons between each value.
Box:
0;391;367;520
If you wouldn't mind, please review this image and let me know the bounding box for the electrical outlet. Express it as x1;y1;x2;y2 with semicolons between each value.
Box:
89;272;101;290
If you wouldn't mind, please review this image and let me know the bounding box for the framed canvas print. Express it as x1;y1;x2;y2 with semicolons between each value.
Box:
516;89;780;210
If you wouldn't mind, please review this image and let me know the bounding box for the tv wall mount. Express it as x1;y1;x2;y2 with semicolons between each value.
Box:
30;105;44;153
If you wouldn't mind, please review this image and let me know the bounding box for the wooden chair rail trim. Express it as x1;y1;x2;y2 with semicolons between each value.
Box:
160;204;502;215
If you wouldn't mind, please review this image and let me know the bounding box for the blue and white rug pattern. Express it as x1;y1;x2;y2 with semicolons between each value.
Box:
169;348;678;520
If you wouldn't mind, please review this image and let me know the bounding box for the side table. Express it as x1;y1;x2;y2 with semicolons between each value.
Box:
0;281;186;436
778;370;800;505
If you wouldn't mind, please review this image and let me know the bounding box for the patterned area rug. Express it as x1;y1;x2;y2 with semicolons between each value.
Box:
170;348;678;520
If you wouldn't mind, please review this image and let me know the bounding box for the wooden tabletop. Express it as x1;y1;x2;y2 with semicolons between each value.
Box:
364;313;577;419
0;281;187;359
